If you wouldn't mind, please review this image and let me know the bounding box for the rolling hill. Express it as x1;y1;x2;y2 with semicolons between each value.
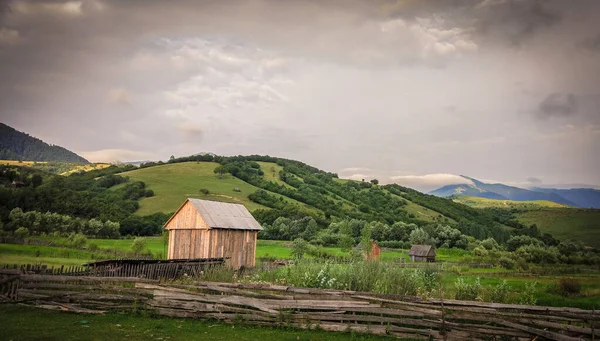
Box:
0;123;88;163
118;160;448;226
430;175;579;207
117;162;313;215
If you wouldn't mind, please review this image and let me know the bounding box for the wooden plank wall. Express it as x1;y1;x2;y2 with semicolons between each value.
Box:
164;201;210;230
169;229;257;269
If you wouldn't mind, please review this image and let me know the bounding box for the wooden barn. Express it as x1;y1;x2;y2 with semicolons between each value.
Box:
164;198;263;269
409;244;436;262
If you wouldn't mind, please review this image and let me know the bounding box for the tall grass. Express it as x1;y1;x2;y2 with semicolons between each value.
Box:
262;260;440;296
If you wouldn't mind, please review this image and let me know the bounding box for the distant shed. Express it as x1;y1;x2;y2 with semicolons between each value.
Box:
164;198;263;269
409;244;436;262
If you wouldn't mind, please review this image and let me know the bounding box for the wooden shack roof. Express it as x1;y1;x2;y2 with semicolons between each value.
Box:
165;198;263;231
409;244;435;257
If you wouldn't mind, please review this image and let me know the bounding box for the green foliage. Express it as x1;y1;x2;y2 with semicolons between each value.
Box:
4;208;120;238
199;188;210;196
67;233;87;249
131;237;147;255
489;280;511;303
517;282;538;305
506;235;543;251
409;228;433;245
275;260;439;296
454;277;482;301
498;256;516;270
14;226;29;238
291;238;309;259
516;245;560;264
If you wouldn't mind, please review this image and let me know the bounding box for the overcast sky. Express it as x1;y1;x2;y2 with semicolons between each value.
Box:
1;0;599;192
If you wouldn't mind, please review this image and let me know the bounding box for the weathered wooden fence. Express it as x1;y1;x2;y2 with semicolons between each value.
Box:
1;270;598;341
1;258;225;280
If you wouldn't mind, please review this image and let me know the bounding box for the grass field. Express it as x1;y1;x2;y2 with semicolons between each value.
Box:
515;208;600;248
0;305;396;341
119;162;316;215
454;196;569;209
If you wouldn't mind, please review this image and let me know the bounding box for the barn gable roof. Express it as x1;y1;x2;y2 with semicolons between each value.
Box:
165;198;263;231
409;244;435;257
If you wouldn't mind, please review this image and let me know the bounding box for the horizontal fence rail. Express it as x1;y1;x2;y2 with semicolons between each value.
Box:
1;269;598;341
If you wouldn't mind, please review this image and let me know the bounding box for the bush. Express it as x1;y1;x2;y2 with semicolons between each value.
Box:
67;233;87;249
557;278;581;296
14;226;29;239
87;243;99;252
291;238;309;259
199;188;210;196
454;277;482;301
489;280;511;303
131;237;147;255
498;256;516;270
517;282;538;305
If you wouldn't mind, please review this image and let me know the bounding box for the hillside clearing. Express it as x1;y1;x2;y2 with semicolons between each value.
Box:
515;208;600;248
454;195;569;209
119;162;316;216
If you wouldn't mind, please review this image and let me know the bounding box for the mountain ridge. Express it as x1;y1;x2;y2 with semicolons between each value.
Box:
430;176;600;208
0;123;88;163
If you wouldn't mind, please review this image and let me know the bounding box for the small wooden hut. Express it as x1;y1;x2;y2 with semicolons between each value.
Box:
164;198;263;269
409;244;436;262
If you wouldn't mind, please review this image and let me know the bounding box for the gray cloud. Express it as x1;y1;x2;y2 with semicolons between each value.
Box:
580;34;600;52
538;93;578;118
1;0;600;188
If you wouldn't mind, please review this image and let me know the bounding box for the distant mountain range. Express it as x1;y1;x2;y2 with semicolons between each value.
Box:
0;123;88;163
430;176;600;209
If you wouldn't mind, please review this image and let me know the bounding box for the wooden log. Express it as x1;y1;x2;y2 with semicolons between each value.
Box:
20;275;159;283
450;312;585;341
514;318;599;337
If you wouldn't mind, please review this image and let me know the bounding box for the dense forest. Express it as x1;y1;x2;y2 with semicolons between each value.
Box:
0;123;89;163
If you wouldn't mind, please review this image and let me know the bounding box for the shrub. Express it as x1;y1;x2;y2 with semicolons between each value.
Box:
454;277;482;301
14;226;29;239
498;256;516;270
489;280;511;303
87;243;99;252
473;246;488;257
516;245;560;264
557;278;581;296
199;188;210;196
517;282;538;305
131;237;147;255
291;238;309;260
67;233;87;249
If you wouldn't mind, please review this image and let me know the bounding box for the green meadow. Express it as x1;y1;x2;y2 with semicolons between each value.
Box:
515;209;600;248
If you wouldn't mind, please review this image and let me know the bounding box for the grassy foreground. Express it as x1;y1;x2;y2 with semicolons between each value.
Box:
0;305;397;341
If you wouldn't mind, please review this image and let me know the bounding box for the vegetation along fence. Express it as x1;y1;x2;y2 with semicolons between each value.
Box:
1;269;598;340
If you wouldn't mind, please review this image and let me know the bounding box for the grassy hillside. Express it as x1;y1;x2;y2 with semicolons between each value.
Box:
119;162;267;214
454;195;569;209
515;209;600;248
119;162;312;215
